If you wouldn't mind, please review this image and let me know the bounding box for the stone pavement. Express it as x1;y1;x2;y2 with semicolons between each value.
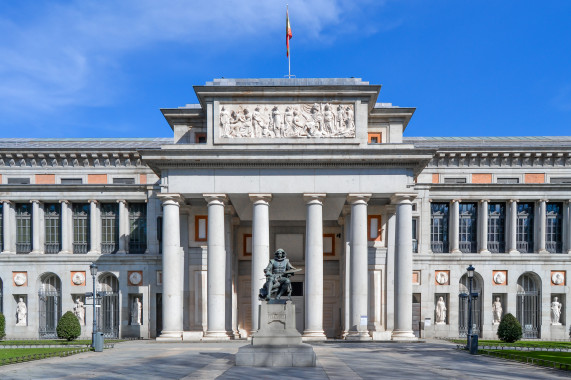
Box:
0;339;568;379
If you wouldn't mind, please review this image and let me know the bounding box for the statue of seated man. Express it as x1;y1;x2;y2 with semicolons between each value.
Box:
259;249;298;301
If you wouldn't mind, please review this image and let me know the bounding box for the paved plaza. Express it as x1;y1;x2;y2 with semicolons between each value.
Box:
0;340;568;379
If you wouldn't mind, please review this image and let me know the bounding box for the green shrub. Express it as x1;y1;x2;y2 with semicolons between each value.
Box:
57;311;81;341
0;313;5;340
497;313;522;343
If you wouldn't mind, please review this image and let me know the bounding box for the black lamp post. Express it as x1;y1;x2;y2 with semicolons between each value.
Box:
466;264;478;354
88;263;102;351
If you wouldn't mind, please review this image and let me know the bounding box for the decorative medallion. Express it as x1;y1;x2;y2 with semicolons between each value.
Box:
128;271;143;286
551;271;565;286
435;271;449;285
493;271;507;285
71;271;86;286
13;272;27;287
412;270;421;285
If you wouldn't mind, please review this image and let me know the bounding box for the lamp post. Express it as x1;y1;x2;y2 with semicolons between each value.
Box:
88;263;103;352
466;264;477;354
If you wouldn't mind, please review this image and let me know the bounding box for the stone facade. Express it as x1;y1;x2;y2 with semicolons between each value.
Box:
0;78;569;340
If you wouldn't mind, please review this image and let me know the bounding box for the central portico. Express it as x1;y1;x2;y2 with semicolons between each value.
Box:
142;78;434;341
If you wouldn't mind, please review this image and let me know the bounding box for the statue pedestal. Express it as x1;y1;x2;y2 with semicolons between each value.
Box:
236;302;316;367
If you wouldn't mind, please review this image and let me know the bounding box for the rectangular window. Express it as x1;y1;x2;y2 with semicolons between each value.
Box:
546;202;563;253
195;215;207;242
101;203;118;254
516;202;534;253
367;132;382;144
128;203;147;254
323;234;335;256
44;203;61;254
367;215;382;241
459;202;477;253
15;203;32;253
195;133;207;144
60;178;82;185
443;178;467;184
8;178;30;184
550;177;571;184
73;203;90;253
243;233;252;256
113;178;135;185
487;203;505;253
412;218;418;253
497;178;519;184
430;203;449;253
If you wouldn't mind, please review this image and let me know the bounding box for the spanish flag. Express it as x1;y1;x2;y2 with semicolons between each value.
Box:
286;8;292;57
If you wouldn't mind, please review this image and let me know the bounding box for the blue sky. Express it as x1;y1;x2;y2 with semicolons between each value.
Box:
0;0;570;138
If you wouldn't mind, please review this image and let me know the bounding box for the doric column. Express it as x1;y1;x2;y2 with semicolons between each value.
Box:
157;194;183;340
346;194;372;341
565;201;571;254
303;193;326;340
385;205;396;331
1;201;15;254
204;194;229;339
391;194;417;340
478;200;490;254
249;194;271;333
507;199;519;254
60;200;72;254
341;208;351;337
449;199;461;253
88;200;100;254
537;199;548;254
31;200;42;254
117;200;127;254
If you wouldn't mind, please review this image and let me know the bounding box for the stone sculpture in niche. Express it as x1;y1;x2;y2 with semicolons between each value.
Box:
74;297;85;325
492;297;503;325
259;249;300;302
219;103;356;139
16;298;27;326
435;296;447;324
551;297;562;325
131;297;142;325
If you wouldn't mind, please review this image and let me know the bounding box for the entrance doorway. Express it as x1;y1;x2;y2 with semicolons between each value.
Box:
459;274;482;337
98;274;119;338
517;273;541;338
38;273;62;339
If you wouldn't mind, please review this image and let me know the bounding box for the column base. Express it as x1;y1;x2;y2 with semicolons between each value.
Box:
203;330;231;340
391;330;417;341
478;249;490;254
2;250;16;254
302;330;326;341
156;331;183;341
508;249;520;255
116;250;127;255
345;330;372;341
450;249;462;254
88;251;101;255
567;250;571;255
538;249;549;255
182;331;204;341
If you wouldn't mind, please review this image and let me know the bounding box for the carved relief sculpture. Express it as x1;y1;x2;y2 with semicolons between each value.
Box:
551;297;562;325
552;272;564;285
74;297;85;325
436;272;449;285
493;272;506;285
492;297;503;325
219;103;356;139
131;297;142;325
435;296;447;324
16;298;27;326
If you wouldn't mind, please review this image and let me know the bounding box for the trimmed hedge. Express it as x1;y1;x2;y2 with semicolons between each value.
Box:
56;311;81;341
497;313;522;343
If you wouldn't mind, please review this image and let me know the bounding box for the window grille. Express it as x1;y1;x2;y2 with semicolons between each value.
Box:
458;274;482;337
516;203;534;253
8;177;30;184
546;203;562;253
128;203;147;254
44;203;61;254
444;178;467;184
99;274;119;338
412;218;418;253
0;203;3;252
550;177;571;184
16;203;32;253
72;203;90;254
101;203;118;254
430;203;449;253
60;178;82;185
497;178;519;184
113;178;135;185
517;274;540;338
459;203;477;253
487;203;506;253
38;274;62;339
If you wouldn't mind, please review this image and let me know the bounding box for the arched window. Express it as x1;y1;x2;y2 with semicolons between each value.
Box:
38;273;62;338
99;273;119;338
459;273;482;336
517;273;541;338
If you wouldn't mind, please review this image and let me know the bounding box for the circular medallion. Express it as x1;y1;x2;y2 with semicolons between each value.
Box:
14;273;27;286
436;272;448;285
552;272;564;285
72;272;85;285
129;272;142;286
493;272;506;285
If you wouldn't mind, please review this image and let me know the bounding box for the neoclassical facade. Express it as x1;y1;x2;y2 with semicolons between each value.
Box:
0;78;570;340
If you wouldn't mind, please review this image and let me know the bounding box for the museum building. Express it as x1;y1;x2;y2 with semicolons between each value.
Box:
0;78;570;341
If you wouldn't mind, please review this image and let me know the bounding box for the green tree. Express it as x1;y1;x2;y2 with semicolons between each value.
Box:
0;313;5;340
57;311;81;341
497;313;522;343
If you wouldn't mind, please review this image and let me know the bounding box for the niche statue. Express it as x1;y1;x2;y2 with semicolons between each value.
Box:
259;249;300;301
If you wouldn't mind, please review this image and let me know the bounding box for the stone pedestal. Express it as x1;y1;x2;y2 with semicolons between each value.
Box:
236;302;316;367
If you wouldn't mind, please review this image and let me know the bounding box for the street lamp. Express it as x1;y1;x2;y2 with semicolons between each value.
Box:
88;263;103;352
466;264;477;354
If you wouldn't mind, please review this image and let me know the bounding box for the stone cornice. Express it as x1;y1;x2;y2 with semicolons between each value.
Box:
0;152;144;169
428;151;571;168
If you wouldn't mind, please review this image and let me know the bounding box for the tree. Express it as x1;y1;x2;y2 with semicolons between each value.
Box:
0;313;5;340
497;313;522;343
57;311;81;341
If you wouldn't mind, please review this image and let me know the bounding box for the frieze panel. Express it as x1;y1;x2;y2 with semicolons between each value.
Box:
219;103;355;139
429;152;571;168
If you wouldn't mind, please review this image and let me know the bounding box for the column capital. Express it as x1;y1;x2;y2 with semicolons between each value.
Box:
479;199;490;204
59;200;70;205
451;199;461;203
508;199;518;204
538;198;549;203
88;199;99;204
116;199;128;205
157;193;184;205
204;193;227;205
0;200;13;205
248;193;272;204
347;193;372;205
391;193;417;205
303;193;326;204
30;200;41;204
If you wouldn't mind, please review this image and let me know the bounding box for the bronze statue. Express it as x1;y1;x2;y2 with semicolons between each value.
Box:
259;249;299;301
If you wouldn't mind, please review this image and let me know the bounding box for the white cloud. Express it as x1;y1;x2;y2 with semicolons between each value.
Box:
0;0;388;124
